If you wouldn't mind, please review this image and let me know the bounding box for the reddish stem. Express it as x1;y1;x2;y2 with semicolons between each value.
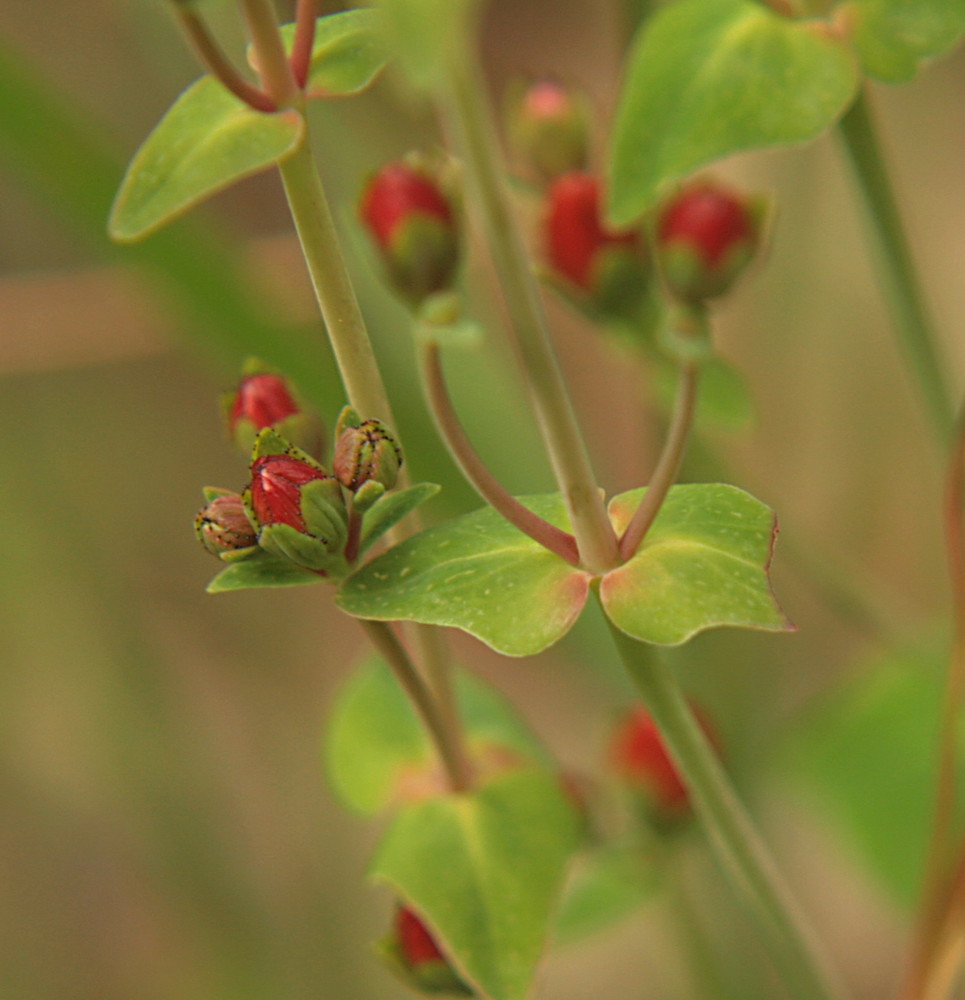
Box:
290;0;318;89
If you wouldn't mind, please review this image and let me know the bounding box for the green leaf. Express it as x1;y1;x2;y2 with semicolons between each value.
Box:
554;841;659;946
109;76;304;243
337;495;592;656
373;0;477;90
780;637;965;908
359;482;441;555
836;0;965;82
371;768;581;1000
607;0;859;224
601;484;790;644
325;658;552;815
206;550;323;592
273;9;389;96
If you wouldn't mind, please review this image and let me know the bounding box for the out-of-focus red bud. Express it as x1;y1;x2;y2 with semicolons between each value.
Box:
506;79;590;183
655;179;763;303
360;160;459;305
231;373;298;432
609;704;719;823
392;906;471;995
545;171;648;319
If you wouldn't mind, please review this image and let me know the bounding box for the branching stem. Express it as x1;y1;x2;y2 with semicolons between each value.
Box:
290;0;318;88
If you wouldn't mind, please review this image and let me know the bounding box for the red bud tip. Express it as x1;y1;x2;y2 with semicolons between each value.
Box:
610;707;689;811
230;373;299;432
249;454;331;533
395;906;447;968
360;162;453;250
523;79;573;119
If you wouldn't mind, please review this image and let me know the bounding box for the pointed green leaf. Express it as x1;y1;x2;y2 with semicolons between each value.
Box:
371;768;581;1000
206;550;323;592
359;482;441;555
273;9;389;96
780;638;965;908
837;0;965;81
109;76;304;243
325;658;552;815
607;0;859;224
337;495;592;656
554;841;660;946
601;484;790;644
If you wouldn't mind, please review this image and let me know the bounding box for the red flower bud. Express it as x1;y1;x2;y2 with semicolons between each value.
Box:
545;172;648;318
230;373;298;432
195;491;257;558
392;906;471;995
506;79;590;183
655;180;762;303
249;454;330;533
609;705;719;823
360;160;459;305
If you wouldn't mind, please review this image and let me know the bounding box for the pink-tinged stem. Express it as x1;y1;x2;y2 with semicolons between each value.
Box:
290;0;318;89
171;3;277;112
902;404;965;1000
240;0;300;108
619;362;699;561
419;340;581;566
343;507;363;565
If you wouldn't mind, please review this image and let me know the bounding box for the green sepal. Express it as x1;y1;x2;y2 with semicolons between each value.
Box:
217;543;262;564
601;483;792;645
606;0;859;224
325;657;551;816
251;426;326;468
337;494;592;656
370;767;581;1000
300;477;349;551
258;522;347;575
836;0;965;82
267;9;389;97
353;480;387;513
109;76;304;243
414;293;485;350
206;548;324;592
376;934;472;996
334;404;362;438
201;485;235;504
359;482;441;556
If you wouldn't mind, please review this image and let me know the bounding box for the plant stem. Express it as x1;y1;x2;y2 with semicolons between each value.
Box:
619;361;698;561
171;3;277;112
240;0;300;107
606;618;847;1000
290;0;318;89
836;88;952;444
903;404;965;1000
438;50;620;575
418;339;580;565
358;619;472;793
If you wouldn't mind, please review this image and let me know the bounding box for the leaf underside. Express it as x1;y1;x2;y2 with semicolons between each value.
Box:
206;550;322;592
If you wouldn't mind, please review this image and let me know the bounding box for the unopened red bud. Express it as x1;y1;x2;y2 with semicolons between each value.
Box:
609;704;719;824
506;79;590;183
545;171;648;319
393;906;471;995
195;491;257;557
656;180;763;303
360;160;459;306
249;454;328;533
333;418;403;492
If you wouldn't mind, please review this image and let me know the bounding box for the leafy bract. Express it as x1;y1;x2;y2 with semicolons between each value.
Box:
109;76;303;243
206;550;323;593
371;768;581;1000
325;658;551;815
602;484;790;644
272;9;389;96
337;495;592;657
607;0;859;224
359;482;441;555
836;0;965;82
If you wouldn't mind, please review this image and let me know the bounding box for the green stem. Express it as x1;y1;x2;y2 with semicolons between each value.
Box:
439;49;620;575
619;361;699;561
836;88;952;443
605;617;847;1000
418;339;580;565
359;620;472;793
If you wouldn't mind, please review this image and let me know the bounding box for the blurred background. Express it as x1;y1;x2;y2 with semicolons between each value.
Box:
1;1;964;998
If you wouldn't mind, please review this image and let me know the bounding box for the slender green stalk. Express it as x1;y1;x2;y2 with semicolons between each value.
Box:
619;361;699;560
359;619;472;793
240;0;300;107
171;3;276;111
438;50;620;575
419;340;580;565
836;88;952;443
606;618;847;1000
290;0;318;88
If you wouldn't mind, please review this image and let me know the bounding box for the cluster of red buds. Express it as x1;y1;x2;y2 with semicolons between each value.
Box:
608;704;720;828
386;905;472;996
195;365;403;578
